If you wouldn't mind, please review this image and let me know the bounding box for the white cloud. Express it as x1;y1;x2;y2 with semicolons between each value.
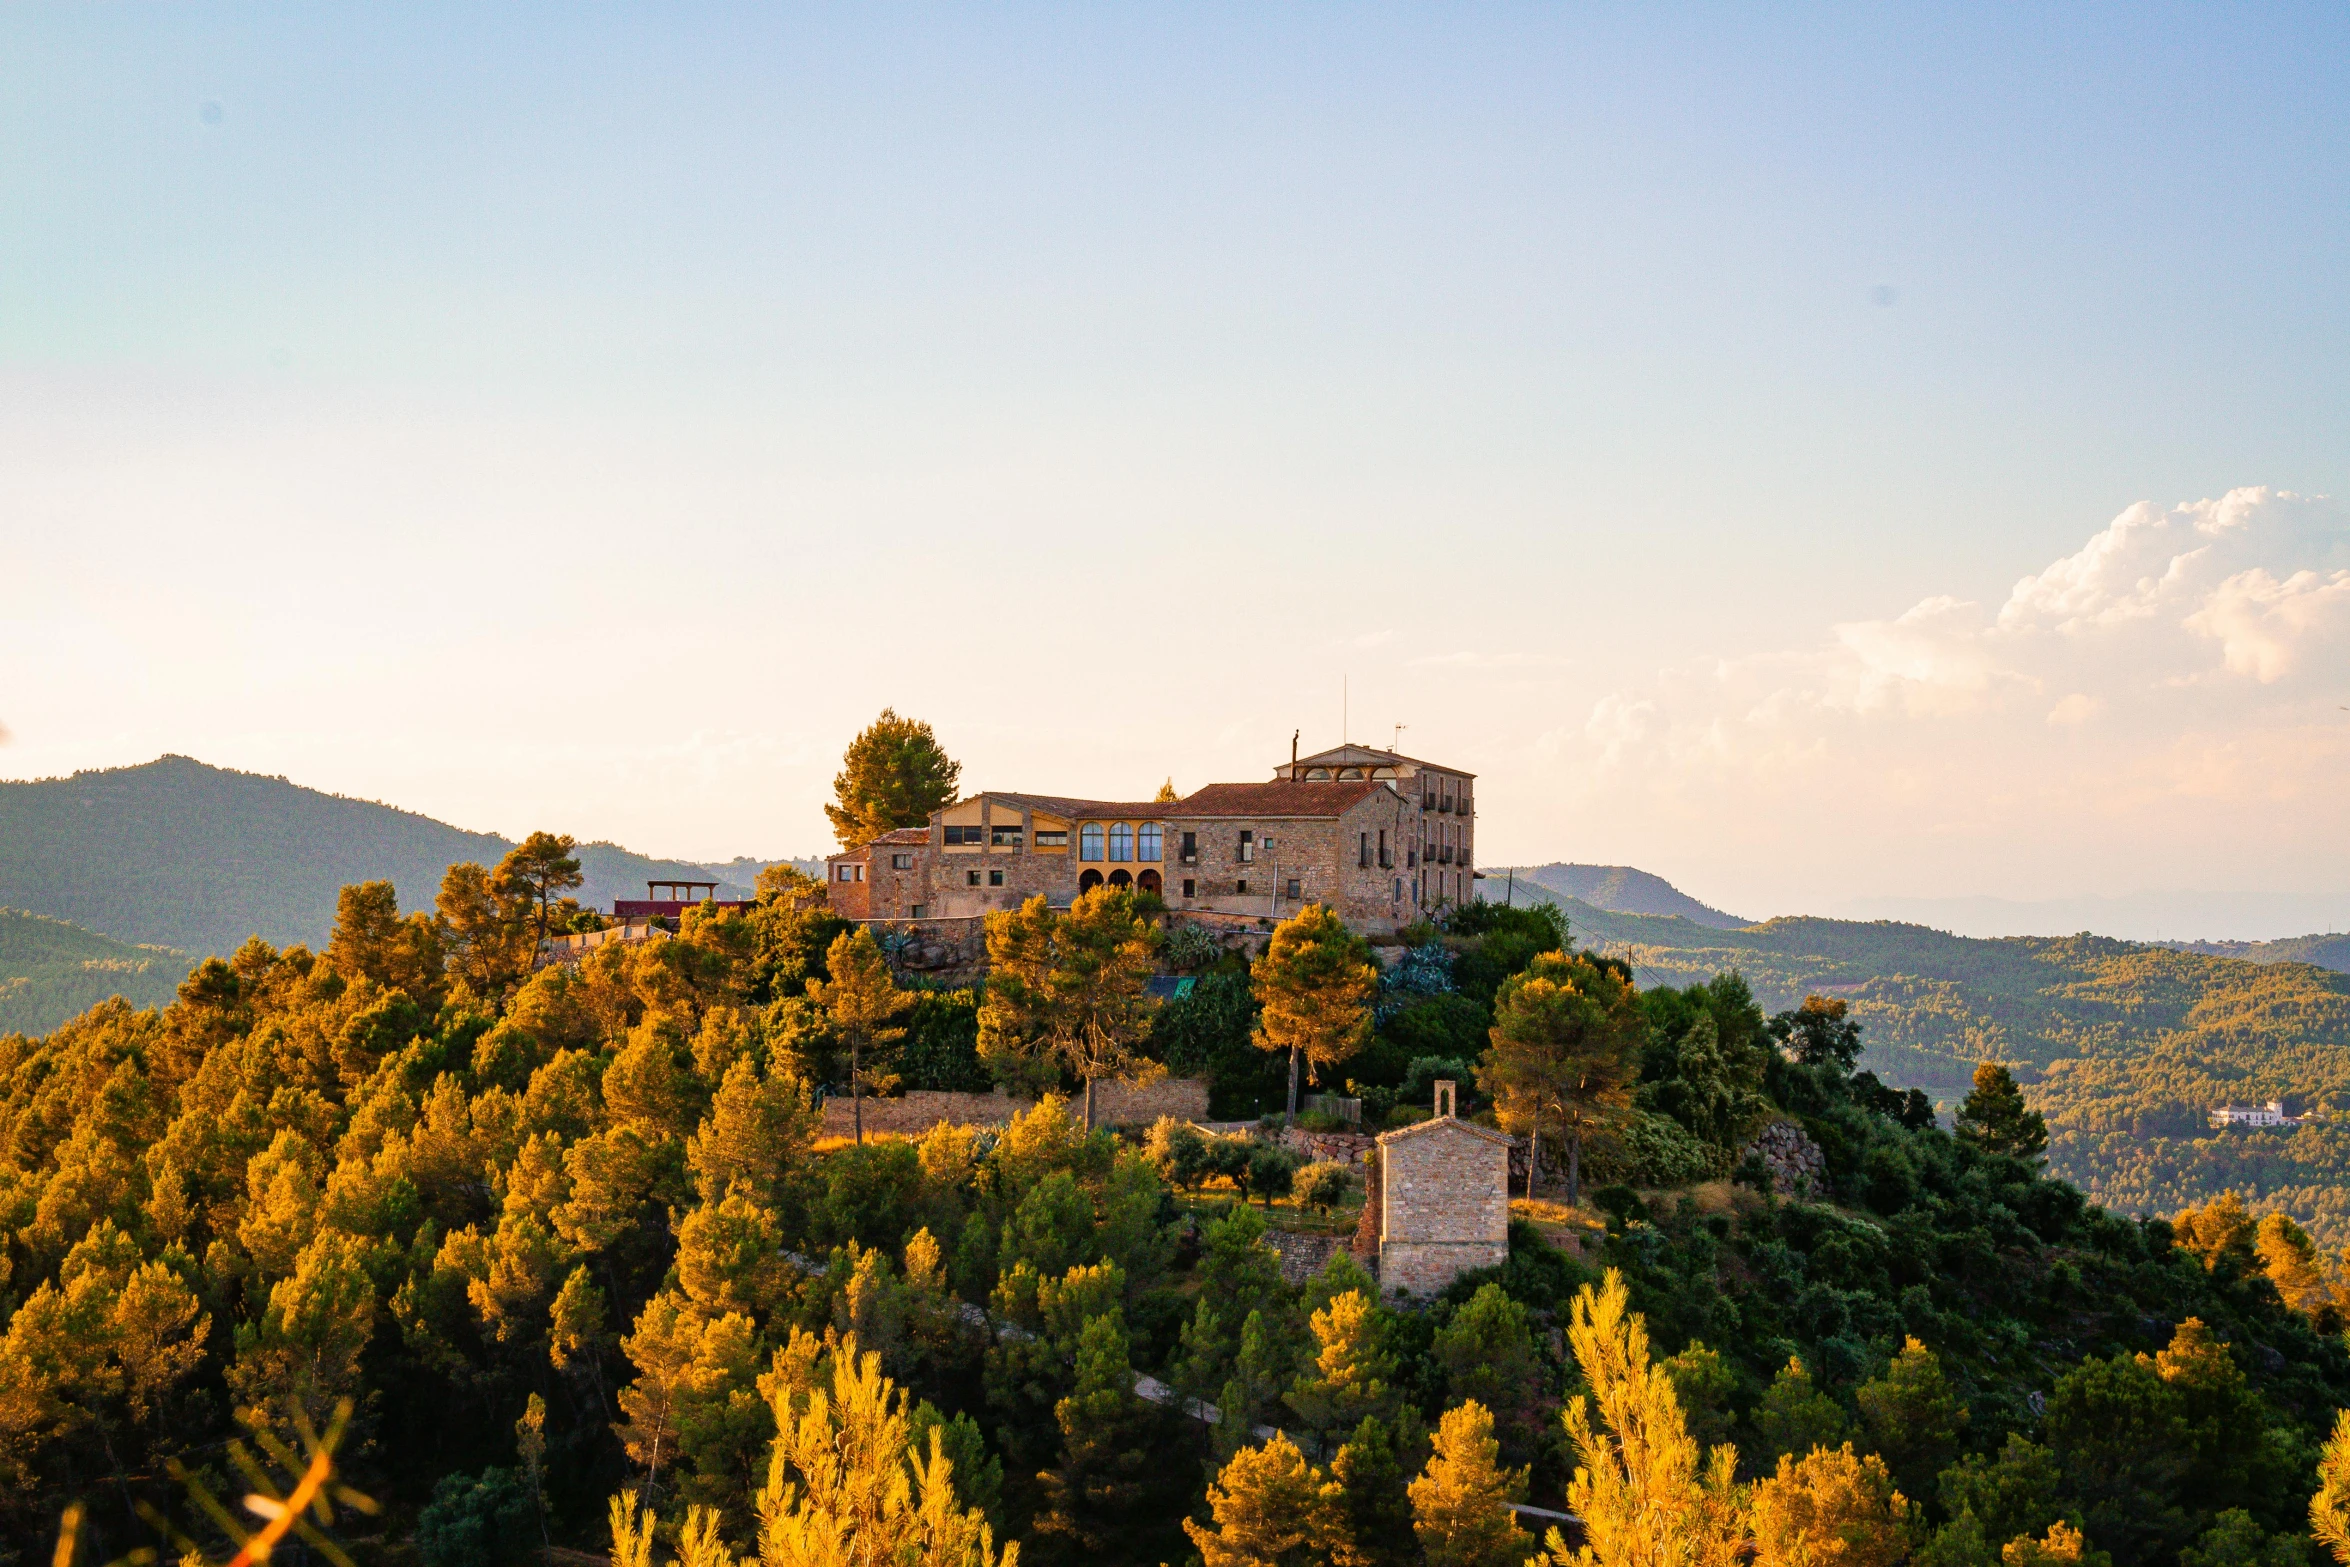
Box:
1519;489;2350;903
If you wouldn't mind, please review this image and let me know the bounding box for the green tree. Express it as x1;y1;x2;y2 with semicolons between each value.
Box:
1408;1399;1530;1567
437;860;538;998
826;708;962;849
1252;904;1377;1125
495;832;586;948
1757;1356;1849;1461
323;879;447;1007
1954;1062;2048;1161
1432;1282;1547;1464
1285;1289;1396;1451
977;891;1161;1130
809;928;913;1145
1856;1336;1967;1497
1333;1414;1420;1567
1479;949;1640;1204
1032;1311;1159;1564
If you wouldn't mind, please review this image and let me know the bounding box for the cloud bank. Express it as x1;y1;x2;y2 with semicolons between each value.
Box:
1531;489;2350;911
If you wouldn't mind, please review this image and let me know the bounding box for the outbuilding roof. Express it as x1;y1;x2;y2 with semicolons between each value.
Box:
1376;1114;1517;1149
975;792;1173;820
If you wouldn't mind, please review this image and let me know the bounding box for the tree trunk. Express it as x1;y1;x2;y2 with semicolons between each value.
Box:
1286;1045;1302;1126
1526;1107;1539;1201
1567;1132;1581;1208
1084;1074;1097;1134
852;1038;864;1145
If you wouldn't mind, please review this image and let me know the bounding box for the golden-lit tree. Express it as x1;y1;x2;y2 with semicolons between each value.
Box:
2312;1408;2350;1566
977;891;1160;1131
1252;903;1377;1125
1185;1432;1349;1567
1407;1400;1530;1567
809;928;913;1145
1749;1443;1913;1567
827;709;962;850
1539;1268;1746;1567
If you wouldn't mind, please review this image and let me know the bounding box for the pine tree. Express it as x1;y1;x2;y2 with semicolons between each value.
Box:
1954;1062;2048;1160
1032;1312;1158;1563
976;892;1161;1130
1856;1336;1967;1496
1407;1400;1530;1567
1252;903;1377;1125
1544;1268;1746;1567
809;928;912;1145
495;832;586;948
1757;1356;1848;1461
1750;1442;1914;1567
1285;1289;1396;1451
2311;1409;2350;1567
1480;950;1640;1204
1332;1413;1420;1567
826;708;962;849
1185;1432;1348;1567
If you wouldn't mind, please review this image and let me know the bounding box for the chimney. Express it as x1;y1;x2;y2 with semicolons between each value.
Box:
1434;1080;1455;1119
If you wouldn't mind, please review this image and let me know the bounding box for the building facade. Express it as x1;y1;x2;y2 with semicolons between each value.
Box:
823;742;1478;932
1373;1080;1512;1296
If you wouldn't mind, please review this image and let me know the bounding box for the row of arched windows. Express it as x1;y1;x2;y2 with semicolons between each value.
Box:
1077;822;1164;863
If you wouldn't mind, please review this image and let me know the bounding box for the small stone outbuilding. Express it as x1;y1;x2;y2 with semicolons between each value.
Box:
1371;1081;1513;1297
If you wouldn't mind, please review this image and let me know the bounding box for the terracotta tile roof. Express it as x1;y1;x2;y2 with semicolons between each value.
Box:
983;792;1172;819
831;826;930;858
1173;780;1392;818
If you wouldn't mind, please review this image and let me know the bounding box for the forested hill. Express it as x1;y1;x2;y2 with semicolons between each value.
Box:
1489;861;1749;927
1513;887;2350;1243
0;908;183;1035
0;756;759;958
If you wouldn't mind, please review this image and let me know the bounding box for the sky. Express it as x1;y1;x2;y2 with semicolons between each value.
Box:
2;5;2346;938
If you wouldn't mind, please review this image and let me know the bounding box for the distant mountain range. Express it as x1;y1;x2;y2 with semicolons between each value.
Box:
1484;862;1748;928
0;908;184;1035
0;755;817;961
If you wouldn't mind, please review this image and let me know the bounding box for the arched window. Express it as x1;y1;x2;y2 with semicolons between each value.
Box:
1138;823;1162;861
1108;823;1133;861
1079;869;1104;894
1080;824;1104;860
1108;869;1133;889
1306;767;1331;781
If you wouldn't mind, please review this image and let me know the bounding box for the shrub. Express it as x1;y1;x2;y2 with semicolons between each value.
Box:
1145;1115;1209;1191
1247;1141;1301;1204
415;1467;536;1567
1163;921;1224;973
1296;1160;1352;1214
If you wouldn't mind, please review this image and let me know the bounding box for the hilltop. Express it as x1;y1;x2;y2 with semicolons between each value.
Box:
0;755;773;958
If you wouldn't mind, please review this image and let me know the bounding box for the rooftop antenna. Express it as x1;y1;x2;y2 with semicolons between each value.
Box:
1391;722;1406;753
1343;675;1348;743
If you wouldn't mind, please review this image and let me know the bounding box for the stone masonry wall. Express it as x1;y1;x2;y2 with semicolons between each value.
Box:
1378;1122;1510;1297
1171;789;1425;932
818;1076;1210;1138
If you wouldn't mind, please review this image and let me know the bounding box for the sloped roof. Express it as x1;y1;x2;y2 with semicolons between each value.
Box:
832;826;930;859
1292;743;1475;779
1174;780;1391;818
1376;1114;1516;1149
980;792;1172;820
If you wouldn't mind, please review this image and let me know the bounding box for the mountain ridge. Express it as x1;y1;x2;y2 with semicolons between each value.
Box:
0;755;786;959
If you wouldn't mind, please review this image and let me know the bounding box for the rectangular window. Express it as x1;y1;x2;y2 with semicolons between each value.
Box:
967;870;981;886
1236;879;1248;895
1034;830;1068;847
1393;877;1402;902
989;869;1005;887
1080;824;1104;860
836;865;852;881
1182;879;1195;899
1180;830;1197;862
943;825;983;845
1286;878;1301;900
1108;823;1133;861
1378;829;1390;868
892;854;913;870
1238;830;1255;863
909;904;926;918
1359;832;1370;868
1138;823;1162;861
991;826;1023;847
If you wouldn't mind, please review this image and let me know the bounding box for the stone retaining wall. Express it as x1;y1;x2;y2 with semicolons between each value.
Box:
1281;1127;1378;1164
818;1076;1210;1138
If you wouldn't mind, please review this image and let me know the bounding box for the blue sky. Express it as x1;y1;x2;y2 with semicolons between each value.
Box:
3;5;2346;931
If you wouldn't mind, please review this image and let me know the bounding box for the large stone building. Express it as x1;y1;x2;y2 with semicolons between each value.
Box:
1371;1080;1513;1296
823;742;1477;932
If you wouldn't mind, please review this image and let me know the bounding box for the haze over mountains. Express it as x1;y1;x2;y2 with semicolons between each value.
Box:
0;756;814;960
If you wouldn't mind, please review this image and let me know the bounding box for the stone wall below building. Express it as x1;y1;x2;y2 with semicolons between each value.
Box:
817;1076;1210;1138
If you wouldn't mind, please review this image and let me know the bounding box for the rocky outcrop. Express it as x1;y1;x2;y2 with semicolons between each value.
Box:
1740;1118;1830;1199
